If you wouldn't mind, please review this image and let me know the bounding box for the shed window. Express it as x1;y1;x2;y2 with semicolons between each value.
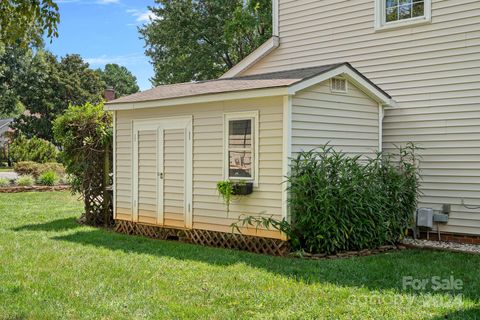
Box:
375;0;431;30
224;112;258;182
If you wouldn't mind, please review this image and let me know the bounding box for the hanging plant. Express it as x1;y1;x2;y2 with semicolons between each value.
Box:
216;180;234;213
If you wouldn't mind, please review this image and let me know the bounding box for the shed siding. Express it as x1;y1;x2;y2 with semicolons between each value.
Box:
242;0;480;235
115;97;284;239
292;80;380;157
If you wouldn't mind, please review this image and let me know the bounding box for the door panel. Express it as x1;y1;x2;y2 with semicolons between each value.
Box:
163;128;185;227
137;130;158;222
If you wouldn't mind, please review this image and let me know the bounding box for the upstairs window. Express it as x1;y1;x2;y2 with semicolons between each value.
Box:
375;0;431;30
224;112;259;183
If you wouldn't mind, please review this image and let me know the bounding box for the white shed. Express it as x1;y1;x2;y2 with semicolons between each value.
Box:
105;63;393;241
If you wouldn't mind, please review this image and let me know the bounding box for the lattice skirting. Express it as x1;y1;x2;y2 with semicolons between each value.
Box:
114;220;289;256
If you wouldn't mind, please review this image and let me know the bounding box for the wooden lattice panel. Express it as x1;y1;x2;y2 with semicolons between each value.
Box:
114;220;289;256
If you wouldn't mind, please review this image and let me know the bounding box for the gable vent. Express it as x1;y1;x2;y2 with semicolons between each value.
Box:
331;77;347;93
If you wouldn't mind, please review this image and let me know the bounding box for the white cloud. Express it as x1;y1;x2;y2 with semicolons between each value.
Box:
127;9;156;24
96;0;119;4
85;53;147;67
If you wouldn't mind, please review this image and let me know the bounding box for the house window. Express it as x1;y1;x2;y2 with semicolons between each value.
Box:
375;0;431;30
224;112;259;182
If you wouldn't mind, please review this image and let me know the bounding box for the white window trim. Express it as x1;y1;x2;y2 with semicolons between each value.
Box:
330;77;348;94
223;111;259;187
374;0;432;31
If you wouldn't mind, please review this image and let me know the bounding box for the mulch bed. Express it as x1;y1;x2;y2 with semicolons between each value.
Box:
290;244;407;260
0;185;71;193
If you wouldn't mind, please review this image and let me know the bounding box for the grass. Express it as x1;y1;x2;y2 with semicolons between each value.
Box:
0;192;479;319
0;167;13;172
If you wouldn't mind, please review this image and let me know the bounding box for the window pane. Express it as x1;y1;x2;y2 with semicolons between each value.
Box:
412;1;424;17
386;6;398;22
229;151;252;178
399;0;412;5
229;119;252;149
386;0;398;8
399;4;412;20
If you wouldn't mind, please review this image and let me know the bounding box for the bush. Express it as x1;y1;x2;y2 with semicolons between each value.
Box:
37;171;59;186
16;175;35;186
0;177;10;187
14;161;65;178
9;135;58;163
287;144;421;254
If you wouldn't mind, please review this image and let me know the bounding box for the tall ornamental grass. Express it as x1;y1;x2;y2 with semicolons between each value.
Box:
287;144;421;254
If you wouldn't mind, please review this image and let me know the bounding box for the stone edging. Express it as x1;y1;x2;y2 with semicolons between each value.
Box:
0;185;71;193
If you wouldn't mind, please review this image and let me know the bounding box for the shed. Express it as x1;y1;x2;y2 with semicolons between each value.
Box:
105;63;393;241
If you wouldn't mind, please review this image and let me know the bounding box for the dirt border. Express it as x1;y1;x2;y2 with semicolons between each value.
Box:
0;185;70;193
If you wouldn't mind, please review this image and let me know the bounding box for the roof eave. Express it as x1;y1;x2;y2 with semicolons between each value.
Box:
287;63;395;107
104;86;289;111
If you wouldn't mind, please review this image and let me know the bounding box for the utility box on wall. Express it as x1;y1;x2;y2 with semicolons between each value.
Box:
417;208;434;228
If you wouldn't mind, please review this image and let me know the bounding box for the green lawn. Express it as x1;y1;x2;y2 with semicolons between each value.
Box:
0;192;479;319
0;167;13;172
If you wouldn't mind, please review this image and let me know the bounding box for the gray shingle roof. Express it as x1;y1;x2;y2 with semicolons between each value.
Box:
106;64;347;104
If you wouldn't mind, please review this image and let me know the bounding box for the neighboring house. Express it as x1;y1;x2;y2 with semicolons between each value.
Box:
106;64;390;239
107;0;480;241
0;118;13;147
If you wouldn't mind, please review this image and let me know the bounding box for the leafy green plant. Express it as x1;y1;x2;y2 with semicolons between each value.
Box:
217;180;234;213
286;143;421;254
38;171;59;186
16;175;34;187
9;135;58;163
0;177;10;187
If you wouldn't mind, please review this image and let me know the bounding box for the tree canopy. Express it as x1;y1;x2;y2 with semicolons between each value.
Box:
0;0;60;48
12;51;105;142
98;63;140;98
140;0;272;85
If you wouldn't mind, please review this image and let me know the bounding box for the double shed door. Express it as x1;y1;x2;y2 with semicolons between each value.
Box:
132;116;193;229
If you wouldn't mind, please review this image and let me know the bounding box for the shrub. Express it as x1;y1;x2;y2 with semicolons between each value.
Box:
38;171;59;186
14;161;65;178
53;102;112;226
0;177;10;187
16;175;35;186
286;143;421;254
9;135;58;163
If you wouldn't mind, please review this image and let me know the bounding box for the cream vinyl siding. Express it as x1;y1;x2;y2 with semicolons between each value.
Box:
292;80;380;157
115;97;284;239
242;0;480;235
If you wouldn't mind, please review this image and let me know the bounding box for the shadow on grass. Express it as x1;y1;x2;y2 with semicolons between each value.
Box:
15;218;480;310
12;217;82;232
432;307;480;320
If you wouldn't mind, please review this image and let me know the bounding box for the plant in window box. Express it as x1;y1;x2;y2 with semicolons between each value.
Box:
216;180;254;213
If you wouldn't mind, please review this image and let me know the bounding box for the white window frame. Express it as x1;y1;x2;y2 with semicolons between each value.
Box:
330;77;348;94
374;0;431;31
223;111;259;186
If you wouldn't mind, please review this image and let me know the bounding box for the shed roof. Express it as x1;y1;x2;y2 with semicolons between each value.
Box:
105;63;393;109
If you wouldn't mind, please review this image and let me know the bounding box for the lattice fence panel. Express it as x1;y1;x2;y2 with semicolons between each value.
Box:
114;220;289;256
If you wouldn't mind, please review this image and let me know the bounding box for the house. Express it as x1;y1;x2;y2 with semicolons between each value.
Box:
0;118;13;147
107;0;480;244
105;63;391;241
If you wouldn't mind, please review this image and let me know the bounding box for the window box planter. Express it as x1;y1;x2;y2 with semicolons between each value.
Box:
232;182;253;195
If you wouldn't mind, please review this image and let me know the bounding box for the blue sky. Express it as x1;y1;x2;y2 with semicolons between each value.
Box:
46;0;156;91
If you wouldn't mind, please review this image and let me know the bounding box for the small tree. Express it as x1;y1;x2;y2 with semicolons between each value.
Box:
53;102;113;226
